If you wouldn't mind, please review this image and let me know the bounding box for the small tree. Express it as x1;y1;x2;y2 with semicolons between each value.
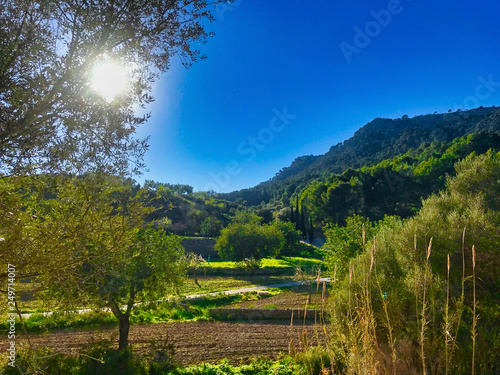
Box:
79;227;186;350
1;175;187;350
323;215;375;275
308;217;315;244
271;221;301;256
186;252;206;287
215;222;284;260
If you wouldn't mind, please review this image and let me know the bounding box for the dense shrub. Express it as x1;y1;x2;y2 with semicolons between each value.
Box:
215;222;284;260
271;221;302;256
325;151;500;374
200;216;223;237
3;347;304;375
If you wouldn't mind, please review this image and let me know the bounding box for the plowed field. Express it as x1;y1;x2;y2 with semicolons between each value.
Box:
7;320;324;365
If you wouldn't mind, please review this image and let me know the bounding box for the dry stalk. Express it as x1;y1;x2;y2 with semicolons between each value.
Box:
471;245;477;375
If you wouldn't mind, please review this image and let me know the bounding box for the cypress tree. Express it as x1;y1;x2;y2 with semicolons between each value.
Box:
295;196;300;231
300;205;306;238
308;217;315;244
290;206;294;223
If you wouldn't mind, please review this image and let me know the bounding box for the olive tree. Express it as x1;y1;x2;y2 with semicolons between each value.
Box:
0;175;187;349
0;0;216;176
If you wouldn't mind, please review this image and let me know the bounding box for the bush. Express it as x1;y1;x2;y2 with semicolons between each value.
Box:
173;357;303;374
325;151;500;374
3;347;82;375
200;216;223;237
323;215;377;274
215;222;284;260
235;257;262;274
271;221;302;256
3;339;177;375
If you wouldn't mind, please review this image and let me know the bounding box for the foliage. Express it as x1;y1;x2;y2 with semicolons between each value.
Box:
325;151;500;374
143;181;236;236
323;215;377;274
0;174;144;286
271;221;302;256
235;257;262;273
144;180;194;195
0;310;118;334
2;342;151;375
294;347;334;375
2;348;305;375
231;211;263;224
66;224;187;349
200;216;223;237
299;131;500;224
215;222;284;260
0;174;187;349
219;107;500;210
172;357;304;375
0;0;216;176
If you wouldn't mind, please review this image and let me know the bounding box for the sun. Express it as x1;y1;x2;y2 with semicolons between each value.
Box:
90;61;129;102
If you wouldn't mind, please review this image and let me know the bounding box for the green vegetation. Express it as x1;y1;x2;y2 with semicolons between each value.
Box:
298;131;500;224
173;358;304;374
3;346;305;375
215;221;284;260
321;151;500;373
1;175;188;350
220;109;500;207
200;257;323;270
214;215;315;260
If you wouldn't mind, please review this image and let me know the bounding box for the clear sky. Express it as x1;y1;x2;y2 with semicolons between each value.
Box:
135;0;500;193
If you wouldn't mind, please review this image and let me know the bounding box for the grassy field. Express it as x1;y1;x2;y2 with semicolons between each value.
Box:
0;274;300;314
200;256;323;269
176;275;295;296
0;282;325;334
2;255;320;314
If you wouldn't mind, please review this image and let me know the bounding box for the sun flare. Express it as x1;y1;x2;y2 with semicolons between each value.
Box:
90;61;129;101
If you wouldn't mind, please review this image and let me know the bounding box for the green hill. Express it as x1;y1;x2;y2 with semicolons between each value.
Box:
219;107;500;206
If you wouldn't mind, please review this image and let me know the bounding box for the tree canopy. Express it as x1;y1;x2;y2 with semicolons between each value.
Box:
0;0;215;176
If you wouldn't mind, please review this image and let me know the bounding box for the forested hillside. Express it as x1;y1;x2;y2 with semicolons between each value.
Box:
220;107;500;206
299;131;500;223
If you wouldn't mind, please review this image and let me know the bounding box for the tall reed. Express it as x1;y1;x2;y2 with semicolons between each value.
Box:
471;245;477;375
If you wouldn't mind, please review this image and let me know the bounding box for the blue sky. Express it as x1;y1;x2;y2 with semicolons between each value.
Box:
135;0;500;193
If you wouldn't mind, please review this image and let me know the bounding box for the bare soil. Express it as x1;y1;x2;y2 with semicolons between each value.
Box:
6;320;324;365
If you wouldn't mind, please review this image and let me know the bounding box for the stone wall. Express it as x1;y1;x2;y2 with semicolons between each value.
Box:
181;237;218;258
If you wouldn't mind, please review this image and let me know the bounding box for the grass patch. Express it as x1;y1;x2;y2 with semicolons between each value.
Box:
200;256;323;270
0;291;283;334
175;275;295;297
0;310;118;334
264;304;277;309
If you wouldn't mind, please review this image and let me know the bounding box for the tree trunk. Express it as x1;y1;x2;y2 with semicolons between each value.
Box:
118;313;130;350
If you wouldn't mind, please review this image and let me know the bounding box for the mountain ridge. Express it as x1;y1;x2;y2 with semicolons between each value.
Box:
219;106;500;205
